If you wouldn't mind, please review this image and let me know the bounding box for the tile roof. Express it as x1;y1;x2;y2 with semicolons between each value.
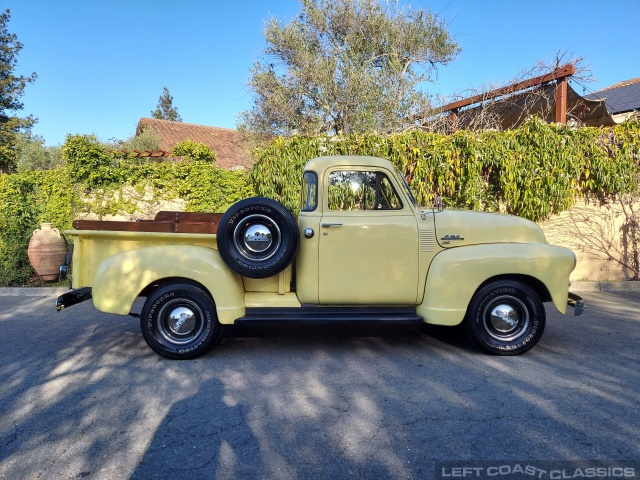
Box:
136;118;253;170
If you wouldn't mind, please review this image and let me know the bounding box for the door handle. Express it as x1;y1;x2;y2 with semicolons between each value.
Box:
321;222;343;228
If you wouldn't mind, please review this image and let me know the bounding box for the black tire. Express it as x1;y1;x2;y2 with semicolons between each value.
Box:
140;283;223;360
464;280;546;355
217;197;299;279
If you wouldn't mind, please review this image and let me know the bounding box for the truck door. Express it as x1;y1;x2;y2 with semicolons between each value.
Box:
318;168;419;305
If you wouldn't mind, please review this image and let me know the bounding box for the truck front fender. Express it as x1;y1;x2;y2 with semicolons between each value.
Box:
417;243;575;326
91;244;245;324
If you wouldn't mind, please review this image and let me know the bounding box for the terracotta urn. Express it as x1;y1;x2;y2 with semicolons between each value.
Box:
27;223;68;281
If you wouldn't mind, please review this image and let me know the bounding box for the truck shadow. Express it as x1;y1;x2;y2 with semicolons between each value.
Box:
223;321;478;354
226;321;409;339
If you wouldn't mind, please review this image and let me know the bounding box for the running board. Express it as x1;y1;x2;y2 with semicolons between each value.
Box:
235;306;423;325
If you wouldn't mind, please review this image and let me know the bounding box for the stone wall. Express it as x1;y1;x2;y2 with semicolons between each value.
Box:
540;198;639;281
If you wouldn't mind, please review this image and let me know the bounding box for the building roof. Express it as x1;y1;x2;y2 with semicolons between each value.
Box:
584;78;640;114
136;118;253;170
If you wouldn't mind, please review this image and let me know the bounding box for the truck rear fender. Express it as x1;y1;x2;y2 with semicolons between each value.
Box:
417;243;575;326
91;244;245;324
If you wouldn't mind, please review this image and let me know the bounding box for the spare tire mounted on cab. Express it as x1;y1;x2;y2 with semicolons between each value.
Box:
216;197;299;279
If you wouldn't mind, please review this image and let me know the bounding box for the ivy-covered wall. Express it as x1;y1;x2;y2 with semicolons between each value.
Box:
1;118;639;286
0;135;254;286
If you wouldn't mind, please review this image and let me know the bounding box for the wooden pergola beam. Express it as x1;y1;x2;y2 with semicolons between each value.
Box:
555;76;568;123
439;64;576;113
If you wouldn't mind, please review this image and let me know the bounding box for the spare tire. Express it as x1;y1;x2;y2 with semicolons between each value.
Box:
217;197;299;279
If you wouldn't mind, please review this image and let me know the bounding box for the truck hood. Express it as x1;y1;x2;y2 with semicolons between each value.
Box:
433;210;546;248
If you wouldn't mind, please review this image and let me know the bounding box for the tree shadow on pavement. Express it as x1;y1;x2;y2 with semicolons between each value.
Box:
130;378;267;479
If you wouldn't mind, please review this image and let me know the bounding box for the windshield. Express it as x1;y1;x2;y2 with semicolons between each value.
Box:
395;169;419;206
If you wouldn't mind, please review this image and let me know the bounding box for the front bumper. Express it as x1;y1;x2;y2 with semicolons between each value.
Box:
56;287;92;312
568;292;585;316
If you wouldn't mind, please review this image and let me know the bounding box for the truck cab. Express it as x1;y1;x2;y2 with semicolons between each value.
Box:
296;156;424;305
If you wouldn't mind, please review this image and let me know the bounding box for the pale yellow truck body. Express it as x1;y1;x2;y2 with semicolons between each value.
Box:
60;155;583;358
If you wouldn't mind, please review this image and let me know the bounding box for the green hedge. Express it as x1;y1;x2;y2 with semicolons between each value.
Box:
250;117;640;219
2;118;640;286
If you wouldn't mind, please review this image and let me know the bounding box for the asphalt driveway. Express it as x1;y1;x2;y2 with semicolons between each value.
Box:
1;291;639;479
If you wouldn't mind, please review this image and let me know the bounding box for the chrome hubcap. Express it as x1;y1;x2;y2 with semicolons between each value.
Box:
167;306;196;335
233;214;281;261
483;296;529;341
243;223;273;252
158;300;204;345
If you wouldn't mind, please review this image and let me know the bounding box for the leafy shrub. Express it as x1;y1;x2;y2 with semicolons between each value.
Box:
250;118;640;220
15;133;63;172
0;168;76;285
171;139;217;164
117;126;161;152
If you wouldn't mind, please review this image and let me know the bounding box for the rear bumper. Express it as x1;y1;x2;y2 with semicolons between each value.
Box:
568;292;585;316
56;287;92;312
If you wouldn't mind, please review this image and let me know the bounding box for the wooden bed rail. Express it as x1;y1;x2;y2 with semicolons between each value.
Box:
72;211;223;234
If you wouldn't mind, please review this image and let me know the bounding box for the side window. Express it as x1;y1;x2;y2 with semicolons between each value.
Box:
328;171;403;211
301;171;318;212
300;172;318;212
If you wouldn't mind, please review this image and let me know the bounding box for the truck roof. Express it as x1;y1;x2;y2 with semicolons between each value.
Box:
304;155;396;173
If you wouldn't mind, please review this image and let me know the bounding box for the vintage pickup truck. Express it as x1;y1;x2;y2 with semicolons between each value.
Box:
57;155;584;359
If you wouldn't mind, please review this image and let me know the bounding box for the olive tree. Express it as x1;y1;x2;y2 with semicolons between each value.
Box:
238;0;459;137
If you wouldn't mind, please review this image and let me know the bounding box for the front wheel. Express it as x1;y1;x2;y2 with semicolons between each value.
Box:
140;283;223;359
464;280;545;355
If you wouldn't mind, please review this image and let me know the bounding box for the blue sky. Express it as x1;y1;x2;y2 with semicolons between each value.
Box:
6;0;640;146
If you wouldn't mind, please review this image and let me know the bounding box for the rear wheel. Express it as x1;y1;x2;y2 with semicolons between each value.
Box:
464;280;545;355
140;283;222;359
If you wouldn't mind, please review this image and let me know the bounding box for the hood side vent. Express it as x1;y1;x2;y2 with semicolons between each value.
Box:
420;230;435;252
